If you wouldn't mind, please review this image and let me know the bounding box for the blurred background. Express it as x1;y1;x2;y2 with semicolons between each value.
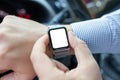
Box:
0;0;120;80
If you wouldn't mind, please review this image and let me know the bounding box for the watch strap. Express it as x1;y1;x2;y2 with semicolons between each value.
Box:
54;48;69;59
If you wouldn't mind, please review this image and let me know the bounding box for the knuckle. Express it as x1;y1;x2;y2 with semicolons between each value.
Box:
0;30;8;40
0;40;10;59
0;28;8;37
1;15;16;24
0;47;9;59
3;15;15;21
0;24;11;33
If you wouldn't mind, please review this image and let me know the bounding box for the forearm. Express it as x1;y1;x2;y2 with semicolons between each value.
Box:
6;10;120;54
69;9;120;54
70;18;112;53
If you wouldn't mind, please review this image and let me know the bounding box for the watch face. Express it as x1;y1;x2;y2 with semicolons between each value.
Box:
49;27;69;50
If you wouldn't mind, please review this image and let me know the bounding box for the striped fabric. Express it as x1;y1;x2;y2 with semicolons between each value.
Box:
71;9;120;54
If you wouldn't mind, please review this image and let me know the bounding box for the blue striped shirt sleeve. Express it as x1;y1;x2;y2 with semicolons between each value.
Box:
71;9;120;54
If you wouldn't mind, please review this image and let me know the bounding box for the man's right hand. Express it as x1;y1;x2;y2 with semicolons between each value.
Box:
31;31;102;80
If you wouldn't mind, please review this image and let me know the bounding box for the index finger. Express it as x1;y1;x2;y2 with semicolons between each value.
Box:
30;34;54;75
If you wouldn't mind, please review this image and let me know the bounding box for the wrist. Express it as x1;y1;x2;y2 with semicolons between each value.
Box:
48;24;73;32
63;24;73;32
28;23;48;44
35;24;48;38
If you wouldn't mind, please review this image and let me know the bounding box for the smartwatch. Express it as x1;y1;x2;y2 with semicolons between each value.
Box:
48;27;70;59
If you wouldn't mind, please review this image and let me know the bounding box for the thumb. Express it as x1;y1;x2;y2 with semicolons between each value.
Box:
68;31;93;65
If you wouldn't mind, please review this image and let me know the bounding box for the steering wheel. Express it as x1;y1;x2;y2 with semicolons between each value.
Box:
0;0;56;23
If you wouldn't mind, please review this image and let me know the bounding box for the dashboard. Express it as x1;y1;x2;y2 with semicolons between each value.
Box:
0;0;91;24
0;0;56;23
0;0;120;80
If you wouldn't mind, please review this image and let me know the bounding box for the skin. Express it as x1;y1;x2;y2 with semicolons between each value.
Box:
0;15;102;80
31;31;102;80
0;15;48;80
0;15;73;80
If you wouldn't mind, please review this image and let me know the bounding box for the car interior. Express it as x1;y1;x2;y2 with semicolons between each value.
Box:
0;0;120;80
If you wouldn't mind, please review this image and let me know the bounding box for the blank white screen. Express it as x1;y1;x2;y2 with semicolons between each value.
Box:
50;29;68;49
